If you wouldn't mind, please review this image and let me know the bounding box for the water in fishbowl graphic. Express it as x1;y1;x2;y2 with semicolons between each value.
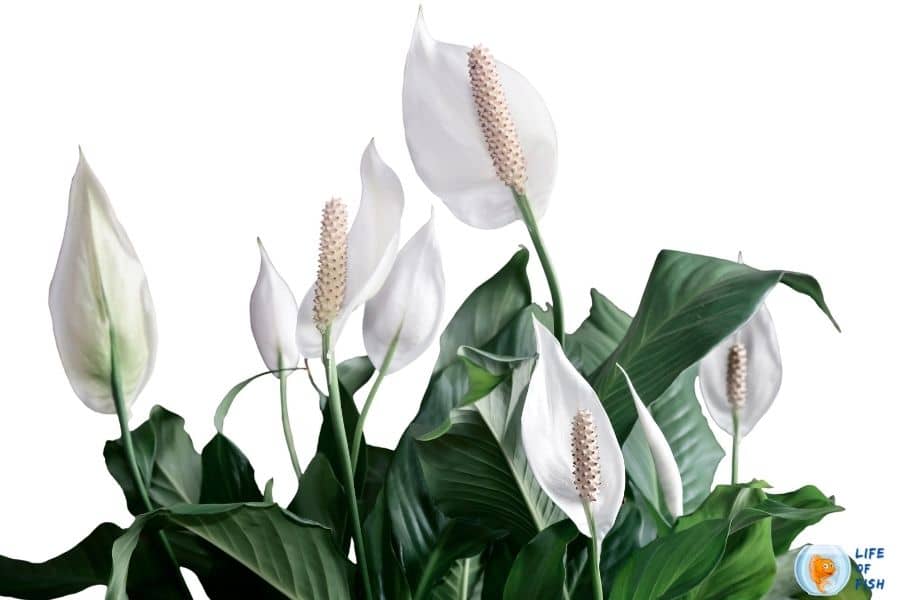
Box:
795;545;852;596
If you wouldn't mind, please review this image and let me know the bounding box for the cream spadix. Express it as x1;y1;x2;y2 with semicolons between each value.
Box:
49;150;157;414
618;364;684;519
362;211;445;373
250;238;300;373
296;140;404;357
522;318;625;541
402;9;557;229
699;303;782;437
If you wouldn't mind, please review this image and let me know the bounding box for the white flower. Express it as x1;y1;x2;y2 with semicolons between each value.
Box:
250;238;300;373
362;210;445;373
699;303;783;436
402;8;557;229
522;318;625;542
48;150;157;414
296;140;404;357
618;364;684;519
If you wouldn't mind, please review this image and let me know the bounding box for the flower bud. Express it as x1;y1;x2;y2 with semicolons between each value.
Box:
49;150;157;414
250;238;300;373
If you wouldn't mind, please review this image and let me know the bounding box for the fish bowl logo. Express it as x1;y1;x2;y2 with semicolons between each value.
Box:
794;545;852;596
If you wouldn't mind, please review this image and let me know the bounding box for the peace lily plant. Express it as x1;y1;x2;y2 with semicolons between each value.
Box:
0;9;865;600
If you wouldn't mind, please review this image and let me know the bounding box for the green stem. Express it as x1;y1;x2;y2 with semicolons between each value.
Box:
350;331;400;471
323;328;374;600
731;409;741;485
110;339;191;598
513;191;565;344
279;356;303;481
583;502;604;600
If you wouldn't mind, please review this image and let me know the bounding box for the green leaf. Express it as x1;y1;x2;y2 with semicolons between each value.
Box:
104;405;201;514
564;290;632;375
590;250;839;442
380;250;532;594
503;520;579;600
288;452;347;550
106;503;352;600
199;433;262;503
765;486;844;554
612;483;845;599
0;524;120;599
417;344;563;544
431;556;485;600
411;520;499;600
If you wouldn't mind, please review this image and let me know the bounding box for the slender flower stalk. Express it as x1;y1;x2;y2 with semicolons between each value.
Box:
251;239;303;480
467;45;565;341
351;331;398;470
312;198;374;600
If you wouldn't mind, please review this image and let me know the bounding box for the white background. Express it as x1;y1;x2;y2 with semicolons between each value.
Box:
1;1;897;597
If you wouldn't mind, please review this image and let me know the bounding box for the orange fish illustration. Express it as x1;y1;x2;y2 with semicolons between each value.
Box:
809;554;837;593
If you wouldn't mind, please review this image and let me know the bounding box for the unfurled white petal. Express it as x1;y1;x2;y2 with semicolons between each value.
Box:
402;9;557;229
48;150;157;414
250;238;300;373
618;365;684;519
699;303;783;436
297;140;404;358
522;318;625;541
363;211;445;373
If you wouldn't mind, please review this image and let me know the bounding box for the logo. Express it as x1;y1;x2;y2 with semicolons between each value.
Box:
794;545;851;596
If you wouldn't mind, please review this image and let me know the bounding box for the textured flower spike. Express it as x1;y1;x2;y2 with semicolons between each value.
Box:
49;150;157;414
312;198;349;333
699;300;782;437
522;318;625;542
403;8;557;229
250;238;301;373
296;140;404;357
618;364;684;519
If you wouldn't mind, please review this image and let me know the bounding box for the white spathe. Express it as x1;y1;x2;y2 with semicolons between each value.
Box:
363;210;445;373
699;303;783;437
48;150;157;414
296;140;404;357
402;8;557;229
618;364;684;519
250;238;300;373
522;318;625;542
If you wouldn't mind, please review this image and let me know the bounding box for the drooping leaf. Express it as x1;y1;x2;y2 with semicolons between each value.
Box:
106;503;352;600
104;405;201;515
590;250;839;442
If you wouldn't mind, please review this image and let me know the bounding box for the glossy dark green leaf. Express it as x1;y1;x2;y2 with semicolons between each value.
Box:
564;290;632;375
381;250;532;594
417;344;562;544
590;250;838;442
199;433;262;504
503;520;579;600
104;405;201;515
106;503;352;600
765;486;844;554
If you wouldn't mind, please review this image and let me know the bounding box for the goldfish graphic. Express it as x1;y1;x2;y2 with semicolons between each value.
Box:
809;554;837;593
